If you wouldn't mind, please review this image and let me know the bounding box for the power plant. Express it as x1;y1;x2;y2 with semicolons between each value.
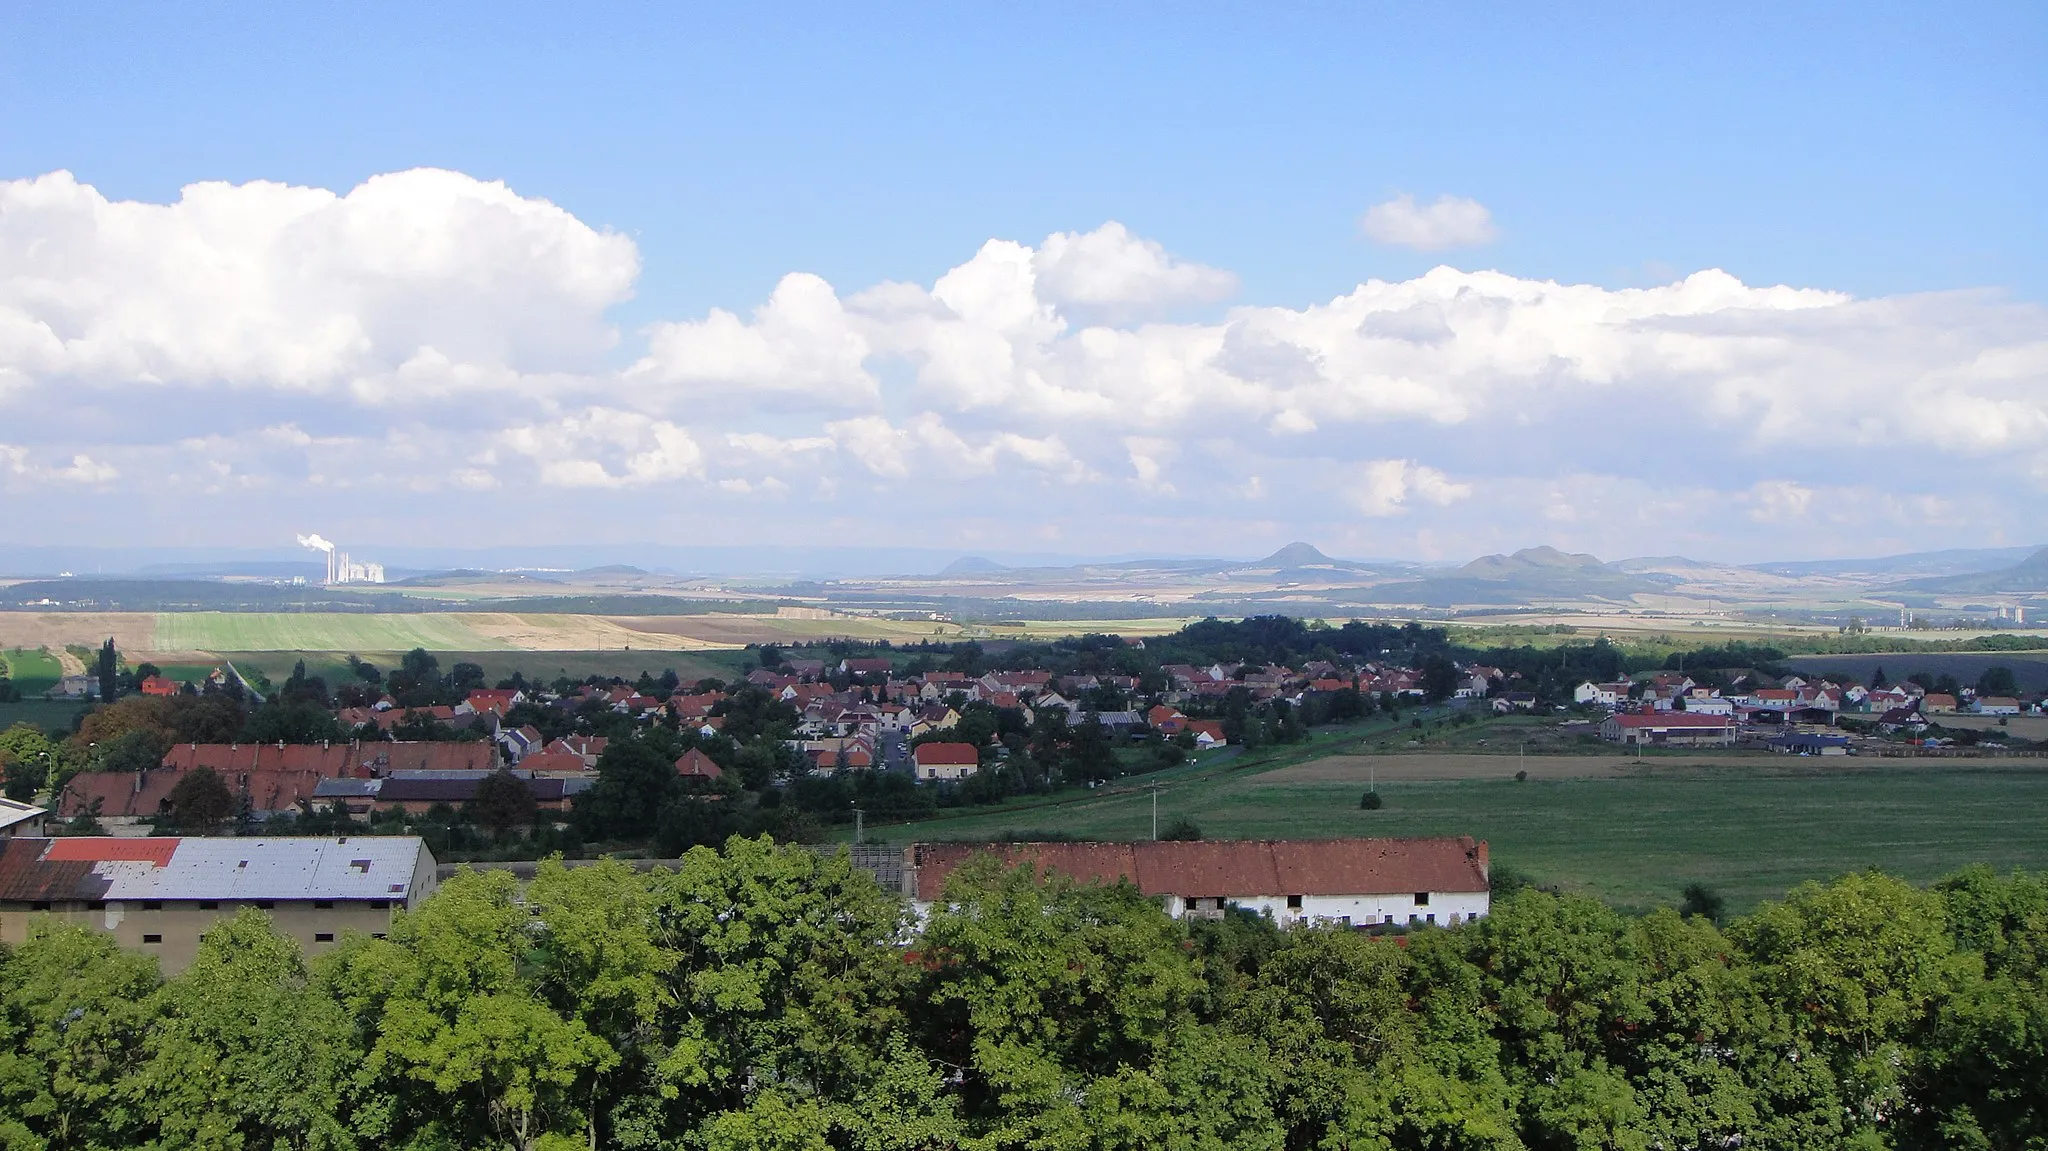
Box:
296;533;385;585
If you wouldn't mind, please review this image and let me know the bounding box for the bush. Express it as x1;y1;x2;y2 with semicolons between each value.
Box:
1158;819;1202;841
1359;790;1384;810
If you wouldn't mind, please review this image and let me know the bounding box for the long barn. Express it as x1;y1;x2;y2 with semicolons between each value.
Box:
907;837;1491;928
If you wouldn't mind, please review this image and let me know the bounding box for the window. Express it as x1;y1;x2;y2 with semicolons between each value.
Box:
312;900;334;909
1413;892;1430;907
197;901;219;910
142;933;162;944
1212;897;1226;911
368;899;390;910
314;932;335;943
141;901;162;910
30;901;51;911
350;859;372;872
1426;913;1436;925
1286;895;1303;909
88;901;106;910
254;900;274;909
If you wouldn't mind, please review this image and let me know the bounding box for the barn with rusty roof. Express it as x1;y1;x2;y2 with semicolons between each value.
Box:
907;836;1490;928
0;836;435;972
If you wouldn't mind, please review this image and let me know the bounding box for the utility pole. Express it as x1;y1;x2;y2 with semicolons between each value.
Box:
1150;781;1161;840
851;806;864;845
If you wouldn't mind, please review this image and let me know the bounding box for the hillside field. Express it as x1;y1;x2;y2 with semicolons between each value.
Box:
0;647;63;695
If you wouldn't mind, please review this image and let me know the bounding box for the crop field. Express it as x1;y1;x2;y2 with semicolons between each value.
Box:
150;612;516;653
864;719;2048;913
619;614;965;645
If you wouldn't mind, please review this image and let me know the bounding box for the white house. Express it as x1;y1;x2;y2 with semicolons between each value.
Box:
1680;697;1735;717
1573;681;1631;707
906;837;1492;929
1976;696;2022;716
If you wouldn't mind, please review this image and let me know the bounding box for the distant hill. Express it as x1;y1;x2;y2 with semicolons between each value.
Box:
940;556;1010;575
1888;547;2048;594
1751;545;2046;580
1227;542;1379;574
1459;545;1606;579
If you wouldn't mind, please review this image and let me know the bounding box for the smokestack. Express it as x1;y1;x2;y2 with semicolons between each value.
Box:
297;533;338;585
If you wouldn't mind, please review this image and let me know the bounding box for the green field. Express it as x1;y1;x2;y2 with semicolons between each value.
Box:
0;648;63;695
216;648;752;688
0;699;88;735
152;612;511;652
859;720;2048;914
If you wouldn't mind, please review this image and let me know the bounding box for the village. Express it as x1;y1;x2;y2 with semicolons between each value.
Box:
6;631;2034;843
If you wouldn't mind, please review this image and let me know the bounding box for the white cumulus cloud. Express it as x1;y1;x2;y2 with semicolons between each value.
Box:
1359;193;1500;250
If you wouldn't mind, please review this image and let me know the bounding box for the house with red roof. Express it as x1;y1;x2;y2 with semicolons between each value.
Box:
674;749;724;781
912;742;980;781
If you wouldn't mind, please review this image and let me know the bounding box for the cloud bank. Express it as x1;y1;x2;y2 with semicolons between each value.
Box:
1;168;2043;560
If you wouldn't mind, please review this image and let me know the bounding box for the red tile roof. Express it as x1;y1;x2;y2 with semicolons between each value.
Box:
913;742;980;767
911;837;1490;903
674;749;723;780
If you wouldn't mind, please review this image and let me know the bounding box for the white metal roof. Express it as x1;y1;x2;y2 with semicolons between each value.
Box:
0;797;46;831
108;837;428;901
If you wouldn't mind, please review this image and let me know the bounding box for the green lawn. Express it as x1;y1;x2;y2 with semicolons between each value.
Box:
1;648;63;696
861;717;2048;913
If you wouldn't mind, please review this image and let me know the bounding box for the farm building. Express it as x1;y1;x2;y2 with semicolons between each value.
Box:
906;837;1491;928
0;836;435;973
1598;712;1736;747
0;797;47;838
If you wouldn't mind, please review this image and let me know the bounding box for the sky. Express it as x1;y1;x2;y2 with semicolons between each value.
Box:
1;2;2044;567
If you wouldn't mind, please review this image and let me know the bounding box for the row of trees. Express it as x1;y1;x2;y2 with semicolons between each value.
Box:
1;844;2042;1150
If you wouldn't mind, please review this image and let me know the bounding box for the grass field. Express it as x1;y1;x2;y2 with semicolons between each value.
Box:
151;613;517;652
1;647;63;695
860;716;2048;913
0;699;88;735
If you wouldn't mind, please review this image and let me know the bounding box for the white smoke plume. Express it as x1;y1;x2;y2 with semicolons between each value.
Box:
296;533;335;552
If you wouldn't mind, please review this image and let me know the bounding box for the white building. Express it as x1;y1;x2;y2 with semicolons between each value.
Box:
907;837;1492;929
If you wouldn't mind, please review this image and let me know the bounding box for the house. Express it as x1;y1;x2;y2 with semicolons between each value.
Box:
0;835;436;973
0;797;47;838
674;749;723;782
1598;712;1736;748
138;675;181;697
1489;692;1538;714
1921;693;1961;714
1186;720;1228;748
906;837;1492;928
1976;696;2022;716
1573;681;1631;708
461;689;526;716
1147;705;1189;735
839;658;894;680
913;742;980;782
1877;705;1928;734
1680;697;1735;717
517;750;591;776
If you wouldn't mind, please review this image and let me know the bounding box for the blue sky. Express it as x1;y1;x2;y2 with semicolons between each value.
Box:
0;3;2043;563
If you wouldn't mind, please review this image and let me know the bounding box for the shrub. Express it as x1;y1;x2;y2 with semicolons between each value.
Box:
1359;790;1383;810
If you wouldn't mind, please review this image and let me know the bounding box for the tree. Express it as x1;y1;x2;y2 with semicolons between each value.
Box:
91;727;170;775
1678;882;1726;923
131;910;361;1150
467;769;538;834
0;722;54;801
324;869;616;1151
0;925;161;1150
574;738;680;841
1159;819;1203;841
97;637;117;703
1976;666;2018;697
165;766;237;828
